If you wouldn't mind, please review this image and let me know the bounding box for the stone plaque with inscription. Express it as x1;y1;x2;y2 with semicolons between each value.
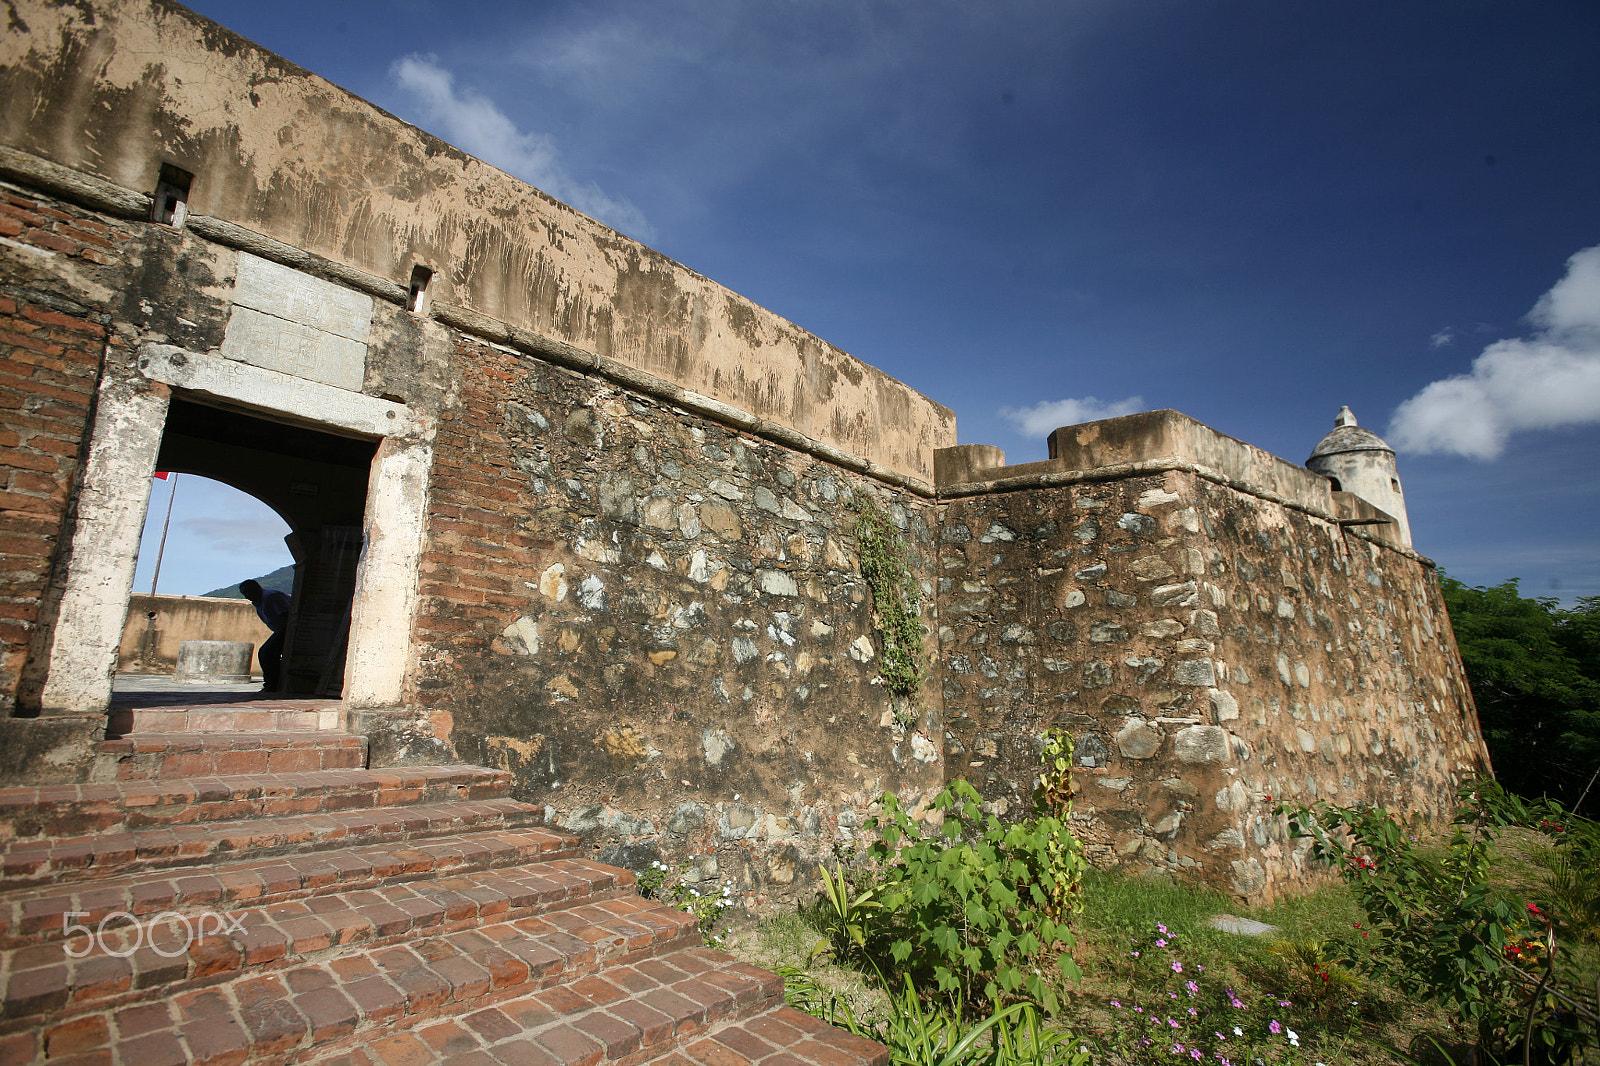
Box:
220;252;373;391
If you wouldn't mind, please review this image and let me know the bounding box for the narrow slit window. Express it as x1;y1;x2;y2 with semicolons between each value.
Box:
407;264;434;315
152;163;193;227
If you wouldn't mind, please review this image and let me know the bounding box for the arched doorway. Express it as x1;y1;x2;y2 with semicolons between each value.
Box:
134;475;293;600
152;398;377;696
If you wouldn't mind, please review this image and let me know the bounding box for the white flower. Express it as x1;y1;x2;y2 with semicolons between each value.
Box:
1232;1027;1243;1037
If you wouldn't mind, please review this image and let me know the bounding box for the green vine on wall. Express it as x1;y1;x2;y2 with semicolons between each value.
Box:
848;492;925;715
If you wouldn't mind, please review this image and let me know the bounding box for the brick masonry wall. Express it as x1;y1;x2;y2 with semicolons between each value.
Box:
411;335;945;899
0;183;132;711
937;468;1489;899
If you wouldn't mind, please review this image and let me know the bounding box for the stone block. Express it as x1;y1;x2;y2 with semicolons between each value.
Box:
1173;725;1230;764
1115;719;1162;759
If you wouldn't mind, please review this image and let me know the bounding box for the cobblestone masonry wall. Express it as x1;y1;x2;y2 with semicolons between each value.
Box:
411;334;946;899
938;468;1489;899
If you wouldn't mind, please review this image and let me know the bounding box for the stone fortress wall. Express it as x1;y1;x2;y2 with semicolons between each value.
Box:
0;0;1489;903
934;412;1486;897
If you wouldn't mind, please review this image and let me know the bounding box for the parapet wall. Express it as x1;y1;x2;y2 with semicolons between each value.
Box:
935;413;1488;899
117;594;269;676
0;0;954;482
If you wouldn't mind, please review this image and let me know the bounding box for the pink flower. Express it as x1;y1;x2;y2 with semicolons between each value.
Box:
1156;938;1168;947
1110;1000;1121;1008
1172;961;1184;973
1158;923;1169;935
1191;1051;1202;1062
1186;981;1199;996
1269;1020;1281;1035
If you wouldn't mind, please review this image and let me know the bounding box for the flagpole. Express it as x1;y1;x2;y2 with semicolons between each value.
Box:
150;474;178;596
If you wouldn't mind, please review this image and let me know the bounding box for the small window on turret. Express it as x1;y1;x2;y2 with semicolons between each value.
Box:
1390;478;1400;492
1327;476;1343;492
407;265;433;315
152;164;192;227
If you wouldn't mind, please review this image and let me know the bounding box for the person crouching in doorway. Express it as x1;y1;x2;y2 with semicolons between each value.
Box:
239;579;289;693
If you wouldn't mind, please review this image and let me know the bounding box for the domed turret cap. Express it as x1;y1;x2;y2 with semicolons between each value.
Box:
1308;406;1394;461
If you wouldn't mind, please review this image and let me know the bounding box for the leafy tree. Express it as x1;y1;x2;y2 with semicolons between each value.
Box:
1442;577;1600;812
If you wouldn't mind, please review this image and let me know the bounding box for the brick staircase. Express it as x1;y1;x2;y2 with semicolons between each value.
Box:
0;701;886;1066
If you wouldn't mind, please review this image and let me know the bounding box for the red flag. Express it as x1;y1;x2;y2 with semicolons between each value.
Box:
153;471;169;480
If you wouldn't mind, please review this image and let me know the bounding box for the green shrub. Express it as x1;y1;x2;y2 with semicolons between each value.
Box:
849;491;925;711
1285;780;1599;1062
636;859;737;946
862;735;1087;1013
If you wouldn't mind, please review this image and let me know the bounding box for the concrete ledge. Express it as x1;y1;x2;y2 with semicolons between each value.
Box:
346;707;460;767
938;438;1433;565
0;716;104;785
137;344;421;439
0;144;151;219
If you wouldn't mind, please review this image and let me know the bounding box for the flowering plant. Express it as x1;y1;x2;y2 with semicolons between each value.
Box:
1094;923;1321;1064
637;858;737;945
1284;779;1600;1062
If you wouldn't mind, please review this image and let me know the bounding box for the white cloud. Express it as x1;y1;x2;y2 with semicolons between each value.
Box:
390;55;652;239
1429;328;1455;348
1389;244;1600;460
999;395;1145;439
179;516;290;554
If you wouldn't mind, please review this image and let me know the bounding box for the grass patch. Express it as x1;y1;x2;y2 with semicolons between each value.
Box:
711;780;1598;1063
722;867;1476;1064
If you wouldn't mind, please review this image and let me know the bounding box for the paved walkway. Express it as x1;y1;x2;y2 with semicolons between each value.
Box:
111;673;328;710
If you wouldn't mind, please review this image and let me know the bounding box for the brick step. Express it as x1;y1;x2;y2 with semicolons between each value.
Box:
0;798;546;889
106;705;344;737
0;830;586;949
304;964;883;1066
0;901;723;1063
92;733;368;781
0;766;512;843
1;877;694;1038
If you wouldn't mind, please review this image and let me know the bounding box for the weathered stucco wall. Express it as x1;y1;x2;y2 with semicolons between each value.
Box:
0;0;954;482
117;593;269;675
936;416;1489;900
406;332;946;897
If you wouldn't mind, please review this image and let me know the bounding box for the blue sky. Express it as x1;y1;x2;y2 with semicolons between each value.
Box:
141;0;1600;603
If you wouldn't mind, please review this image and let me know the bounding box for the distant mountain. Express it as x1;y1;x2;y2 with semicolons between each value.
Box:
204;564;295;599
